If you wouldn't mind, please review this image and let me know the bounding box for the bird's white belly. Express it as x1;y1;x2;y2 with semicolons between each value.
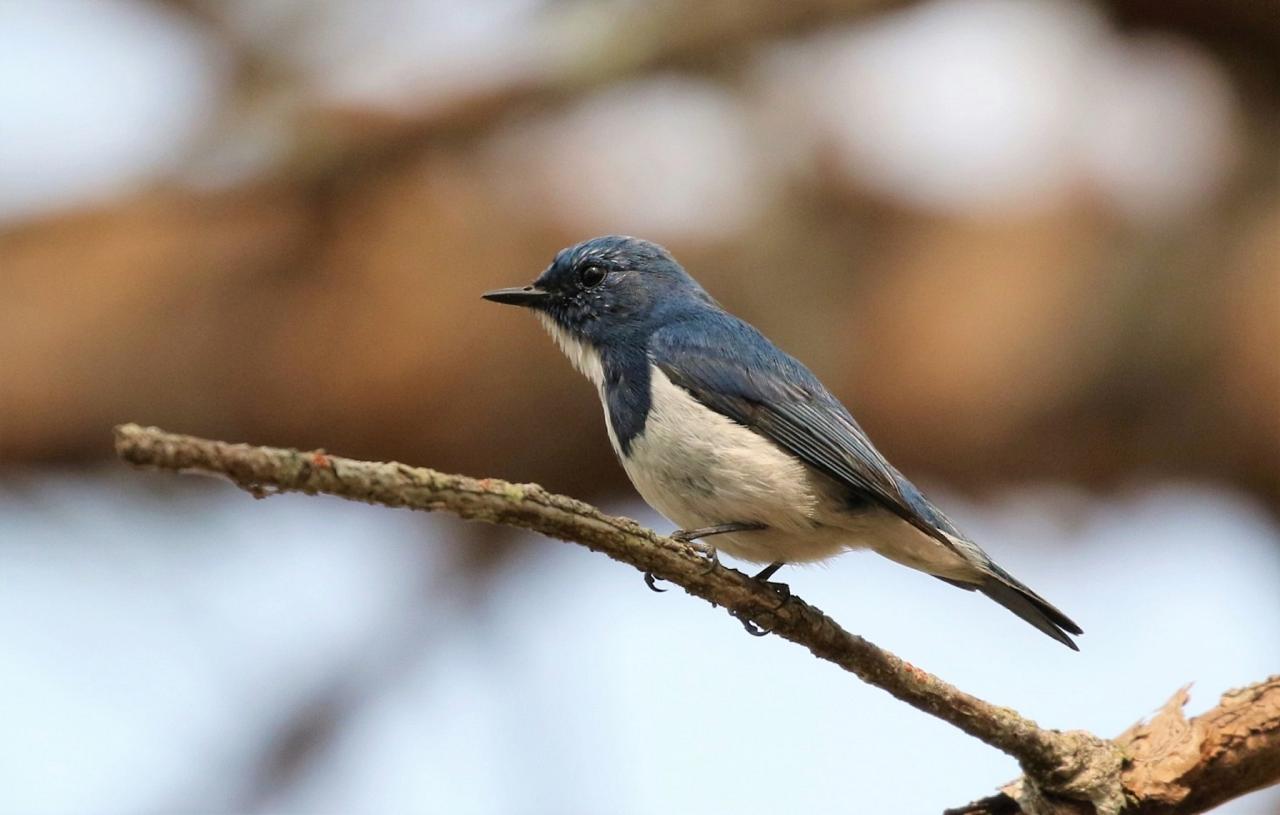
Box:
616;367;852;564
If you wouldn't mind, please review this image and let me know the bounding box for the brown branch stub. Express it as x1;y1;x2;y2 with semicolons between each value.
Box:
112;424;1275;814
965;677;1280;814
1119;677;1280;815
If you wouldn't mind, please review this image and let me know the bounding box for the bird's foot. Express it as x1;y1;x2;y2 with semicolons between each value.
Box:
732;561;791;633
734;610;776;637
687;539;720;574
645;541;718;591
759;580;790;604
640;537;721;588
645;522;763;591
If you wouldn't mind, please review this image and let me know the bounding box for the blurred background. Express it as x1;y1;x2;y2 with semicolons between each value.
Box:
1;0;1277;812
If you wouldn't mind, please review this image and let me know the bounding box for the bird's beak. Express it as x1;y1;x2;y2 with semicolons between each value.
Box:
482;285;550;308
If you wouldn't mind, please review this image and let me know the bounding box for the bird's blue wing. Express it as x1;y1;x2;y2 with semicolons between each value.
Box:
649;313;960;546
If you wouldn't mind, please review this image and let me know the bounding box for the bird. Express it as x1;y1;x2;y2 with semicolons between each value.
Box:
483;235;1083;649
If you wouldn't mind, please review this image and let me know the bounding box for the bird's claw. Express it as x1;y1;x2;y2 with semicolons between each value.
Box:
734;610;775;637
646;524;763;592
688;540;720;574
643;541;718;591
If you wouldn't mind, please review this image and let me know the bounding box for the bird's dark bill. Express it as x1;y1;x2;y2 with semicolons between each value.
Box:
481;286;550;307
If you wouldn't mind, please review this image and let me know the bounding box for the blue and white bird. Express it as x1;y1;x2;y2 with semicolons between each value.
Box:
484;235;1082;649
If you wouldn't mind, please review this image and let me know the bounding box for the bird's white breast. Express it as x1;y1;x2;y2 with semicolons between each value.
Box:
622;366;818;529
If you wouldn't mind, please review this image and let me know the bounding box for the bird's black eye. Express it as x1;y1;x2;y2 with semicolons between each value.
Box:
579;265;606;289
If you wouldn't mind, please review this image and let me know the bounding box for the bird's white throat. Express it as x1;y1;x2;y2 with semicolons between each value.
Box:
537;313;605;388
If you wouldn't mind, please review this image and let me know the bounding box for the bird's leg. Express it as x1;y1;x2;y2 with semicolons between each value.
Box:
753;561;784;582
643;521;766;592
674;522;765;573
671;521;766;547
751;561;790;603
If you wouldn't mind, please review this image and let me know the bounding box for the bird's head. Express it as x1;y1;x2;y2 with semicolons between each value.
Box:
483;235;712;348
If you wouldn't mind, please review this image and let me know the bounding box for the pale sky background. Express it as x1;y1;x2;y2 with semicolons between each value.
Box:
1;478;1277;813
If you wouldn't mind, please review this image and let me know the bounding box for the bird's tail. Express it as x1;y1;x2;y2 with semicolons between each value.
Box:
939;564;1083;650
979;564;1083;650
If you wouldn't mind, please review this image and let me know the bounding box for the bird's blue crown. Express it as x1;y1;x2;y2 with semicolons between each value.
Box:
531;236;714;346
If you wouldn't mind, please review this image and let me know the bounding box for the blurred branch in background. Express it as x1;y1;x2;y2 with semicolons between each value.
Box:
114;423;1280;815
1;0;1277;516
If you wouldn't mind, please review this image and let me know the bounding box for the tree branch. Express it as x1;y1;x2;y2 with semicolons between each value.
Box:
113;424;1279;814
